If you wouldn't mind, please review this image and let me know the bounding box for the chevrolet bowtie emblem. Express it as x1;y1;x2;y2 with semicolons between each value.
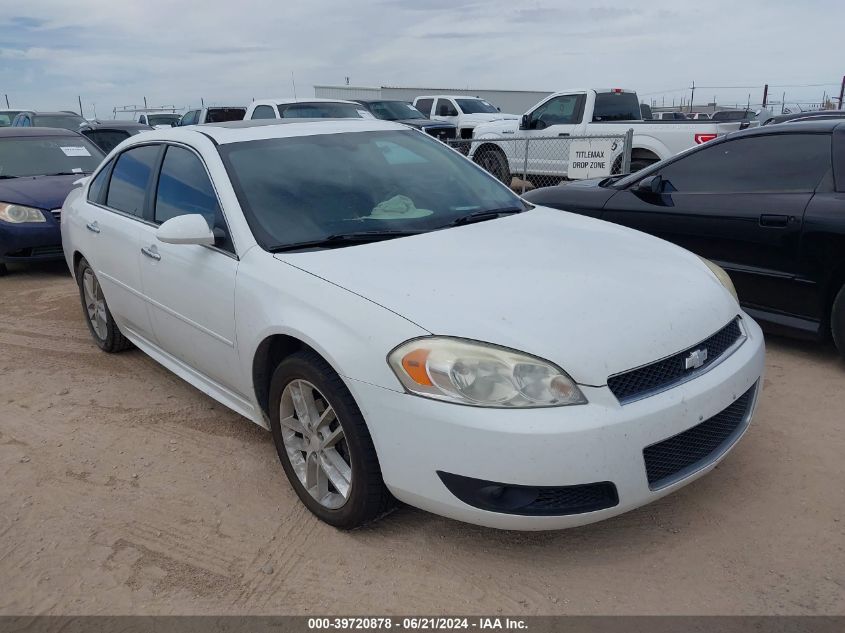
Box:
685;348;708;370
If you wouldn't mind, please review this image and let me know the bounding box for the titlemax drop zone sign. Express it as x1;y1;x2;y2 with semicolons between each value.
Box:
568;138;619;179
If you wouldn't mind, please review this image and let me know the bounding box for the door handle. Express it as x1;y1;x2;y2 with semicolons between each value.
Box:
558;133;570;137
85;221;100;234
759;214;790;228
141;245;161;261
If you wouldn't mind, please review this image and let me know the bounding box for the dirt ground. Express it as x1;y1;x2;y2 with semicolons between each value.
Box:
1;262;843;616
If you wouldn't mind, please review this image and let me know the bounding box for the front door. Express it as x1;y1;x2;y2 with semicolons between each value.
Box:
603;132;832;315
521;94;585;177
136;144;243;395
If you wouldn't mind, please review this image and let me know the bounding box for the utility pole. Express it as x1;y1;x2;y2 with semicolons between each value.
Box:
689;80;695;113
838;75;844;109
762;84;768;109
78;95;83;116
4;94;9;108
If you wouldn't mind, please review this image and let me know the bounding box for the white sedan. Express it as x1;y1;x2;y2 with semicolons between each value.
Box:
61;119;765;530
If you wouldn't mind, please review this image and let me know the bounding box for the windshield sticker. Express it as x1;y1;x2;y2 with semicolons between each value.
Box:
60;146;91;157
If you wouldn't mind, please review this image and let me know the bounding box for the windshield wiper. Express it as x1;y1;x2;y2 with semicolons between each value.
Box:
269;230;422;253
0;175;20;179
39;171;90;177
448;206;526;226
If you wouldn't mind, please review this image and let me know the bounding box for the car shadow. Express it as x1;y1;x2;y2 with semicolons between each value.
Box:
3;260;72;279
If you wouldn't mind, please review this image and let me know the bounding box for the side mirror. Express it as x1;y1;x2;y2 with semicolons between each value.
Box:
156;214;215;246
635;175;662;194
519;114;530;130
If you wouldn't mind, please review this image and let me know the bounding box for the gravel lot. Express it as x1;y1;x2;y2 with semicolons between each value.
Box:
1;262;843;615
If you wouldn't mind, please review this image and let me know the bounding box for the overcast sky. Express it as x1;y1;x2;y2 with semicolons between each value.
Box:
1;0;842;117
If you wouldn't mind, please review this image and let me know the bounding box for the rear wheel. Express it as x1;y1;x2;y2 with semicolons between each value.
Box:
474;147;512;186
268;350;395;529
832;285;845;359
76;257;132;353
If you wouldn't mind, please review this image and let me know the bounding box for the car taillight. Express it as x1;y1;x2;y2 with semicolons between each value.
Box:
695;133;718;144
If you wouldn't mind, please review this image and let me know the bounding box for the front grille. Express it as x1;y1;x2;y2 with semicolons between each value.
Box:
608;317;744;403
425;126;456;141
643;386;755;489
30;245;64;257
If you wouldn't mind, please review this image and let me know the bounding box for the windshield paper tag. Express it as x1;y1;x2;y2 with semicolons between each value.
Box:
61;146;91;157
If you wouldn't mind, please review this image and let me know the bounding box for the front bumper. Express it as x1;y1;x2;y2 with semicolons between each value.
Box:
347;314;765;530
0;214;63;263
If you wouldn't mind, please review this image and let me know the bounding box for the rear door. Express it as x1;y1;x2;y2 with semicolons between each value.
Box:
135;143;243;394
80;145;161;342
603;132;832;314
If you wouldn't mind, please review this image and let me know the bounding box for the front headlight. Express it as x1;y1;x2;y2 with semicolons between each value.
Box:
388;337;586;408
0;203;46;224
699;256;738;302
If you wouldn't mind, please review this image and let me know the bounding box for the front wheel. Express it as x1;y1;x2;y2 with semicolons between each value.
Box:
474;147;512;186
832;285;845;359
76;257;132;353
268;350;395;529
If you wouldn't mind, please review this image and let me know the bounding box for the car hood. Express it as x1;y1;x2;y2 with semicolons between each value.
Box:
461;113;519;124
0;174;81;210
274;207;739;386
395;119;456;130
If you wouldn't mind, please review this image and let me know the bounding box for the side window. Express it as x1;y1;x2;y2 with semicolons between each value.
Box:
415;99;433;117
251;105;276;120
106;145;160;216
658;134;832;194
154;146;233;253
82;130;130;154
180;111;198;126
530;95;584;128
435;99;458;117
22;116;31;127
87;160;113;205
138;115;147;125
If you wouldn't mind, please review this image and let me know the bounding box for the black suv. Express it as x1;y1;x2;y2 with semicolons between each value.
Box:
524;120;845;357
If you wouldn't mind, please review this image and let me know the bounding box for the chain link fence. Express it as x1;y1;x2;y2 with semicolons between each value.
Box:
448;130;633;193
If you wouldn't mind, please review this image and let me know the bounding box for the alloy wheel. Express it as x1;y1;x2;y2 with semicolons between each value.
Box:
279;379;352;509
82;268;108;340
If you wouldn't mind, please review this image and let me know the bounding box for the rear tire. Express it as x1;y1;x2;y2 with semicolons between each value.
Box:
832;285;845;359
474;147;512;186
630;158;658;172
76;257;132;353
268;350;395;529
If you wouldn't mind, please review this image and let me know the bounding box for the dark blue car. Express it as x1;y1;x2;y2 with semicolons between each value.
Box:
0;127;105;275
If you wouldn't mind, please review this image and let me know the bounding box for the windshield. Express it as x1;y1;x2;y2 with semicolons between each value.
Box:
277;103;365;119
0;111;22;127
219;129;523;251
367;101;426;120
32;115;88;130
147;114;180;126
455;99;499;114
0;135;105;177
712;110;751;121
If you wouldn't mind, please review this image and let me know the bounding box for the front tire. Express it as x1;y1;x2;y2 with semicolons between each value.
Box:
76;257;132;353
268;350;395;529
832;285;845;359
475;147;512;186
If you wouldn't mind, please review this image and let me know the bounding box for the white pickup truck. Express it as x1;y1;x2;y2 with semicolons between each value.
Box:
469;88;747;183
412;95;518;140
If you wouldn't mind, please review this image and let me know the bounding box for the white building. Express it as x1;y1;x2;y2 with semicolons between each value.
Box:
314;85;552;115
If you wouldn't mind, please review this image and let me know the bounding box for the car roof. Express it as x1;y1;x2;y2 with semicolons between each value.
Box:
726;119;845;140
21;111;85;117
85;120;154;130
127;118;408;146
252;98;357;106
0;126;85;138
